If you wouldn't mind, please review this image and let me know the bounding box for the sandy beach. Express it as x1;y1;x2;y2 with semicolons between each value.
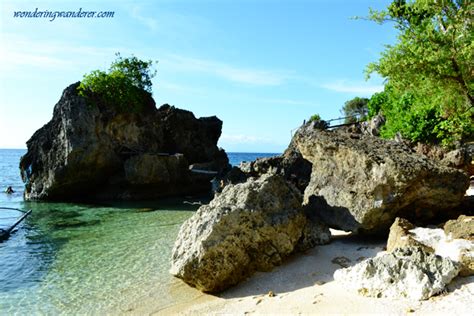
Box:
129;229;473;315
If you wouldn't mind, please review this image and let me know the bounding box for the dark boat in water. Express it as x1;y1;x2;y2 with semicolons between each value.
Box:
0;208;32;241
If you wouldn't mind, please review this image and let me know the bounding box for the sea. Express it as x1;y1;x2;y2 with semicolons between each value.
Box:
0;149;278;314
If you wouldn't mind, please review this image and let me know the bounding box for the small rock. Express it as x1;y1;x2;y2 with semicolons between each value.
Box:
444;215;473;241
268;291;275;297
386;218;434;253
331;256;352;268
386;218;474;277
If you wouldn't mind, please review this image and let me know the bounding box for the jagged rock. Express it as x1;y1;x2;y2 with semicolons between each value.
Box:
385;218;474;277
444;215;474;241
334;246;460;300
19;83;229;201
441;148;472;173
386;218;433;253
443;215;474;276
169;174;330;293
361;114;385;136
291;125;469;234
223;147;312;194
296;206;331;251
124;153;188;185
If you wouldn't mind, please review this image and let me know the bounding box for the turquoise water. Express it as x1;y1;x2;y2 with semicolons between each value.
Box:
0;149;278;314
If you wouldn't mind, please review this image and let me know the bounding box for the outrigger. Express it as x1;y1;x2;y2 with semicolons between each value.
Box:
0;208;32;241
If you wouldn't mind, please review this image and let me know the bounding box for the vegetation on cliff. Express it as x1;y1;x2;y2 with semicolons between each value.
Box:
341;97;369;123
364;0;473;147
78;53;157;112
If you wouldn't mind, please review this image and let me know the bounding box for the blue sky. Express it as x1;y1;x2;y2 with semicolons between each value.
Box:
0;0;396;152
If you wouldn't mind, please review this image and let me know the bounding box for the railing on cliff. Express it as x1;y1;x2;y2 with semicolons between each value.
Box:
291;114;361;136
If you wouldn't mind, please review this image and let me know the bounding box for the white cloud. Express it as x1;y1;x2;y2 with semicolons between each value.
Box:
0;33;123;72
162;54;289;86
321;80;384;95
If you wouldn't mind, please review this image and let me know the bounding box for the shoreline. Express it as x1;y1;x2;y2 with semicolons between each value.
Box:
132;230;473;316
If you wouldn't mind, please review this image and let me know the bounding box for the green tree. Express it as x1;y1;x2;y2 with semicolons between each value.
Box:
78;53;157;112
109;53;157;93
365;0;473;147
308;113;322;122
341;97;369;123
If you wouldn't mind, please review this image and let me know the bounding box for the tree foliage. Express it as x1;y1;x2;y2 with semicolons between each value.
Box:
308;113;322;122
78;53;157;112
341;97;369;123
365;0;473;147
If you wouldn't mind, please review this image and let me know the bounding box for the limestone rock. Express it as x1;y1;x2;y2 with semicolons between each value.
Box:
296;206;331;251
291;126;469;234
19;83;229;201
224;148;312;194
386;218;474;277
441;148;471;172
361;114;385;136
444;215;474;241
334;246;460;300
386;218;433;253
409;227;473;277
170;174;330;293
124;153;188;185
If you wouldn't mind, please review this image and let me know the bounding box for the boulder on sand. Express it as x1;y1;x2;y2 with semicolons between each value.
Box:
19;82;229;201
169;174;330;293
291;125;469;234
386;217;474;277
334;246;460;300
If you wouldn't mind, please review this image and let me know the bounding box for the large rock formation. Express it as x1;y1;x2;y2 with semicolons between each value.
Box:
169;174;330;293
19;82;229;201
334;246;460;300
291;124;469;234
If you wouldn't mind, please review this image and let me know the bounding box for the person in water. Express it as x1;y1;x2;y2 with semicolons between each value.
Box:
5;186;14;194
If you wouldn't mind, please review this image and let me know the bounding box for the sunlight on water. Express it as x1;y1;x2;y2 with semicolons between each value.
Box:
0;150;278;313
0;201;197;314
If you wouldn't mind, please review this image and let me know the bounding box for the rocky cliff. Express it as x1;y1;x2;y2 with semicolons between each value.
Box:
20;82;229;201
292;122;469;234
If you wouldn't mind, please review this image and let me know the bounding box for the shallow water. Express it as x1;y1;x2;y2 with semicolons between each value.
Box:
0;149;278;314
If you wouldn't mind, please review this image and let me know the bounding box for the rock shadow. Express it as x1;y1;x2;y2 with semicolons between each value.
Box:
217;231;386;299
305;195;361;233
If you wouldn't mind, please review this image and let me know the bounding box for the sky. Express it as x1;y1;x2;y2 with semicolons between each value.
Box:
0;0;397;153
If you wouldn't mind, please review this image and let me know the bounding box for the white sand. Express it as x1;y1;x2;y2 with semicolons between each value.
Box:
129;230;473;315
